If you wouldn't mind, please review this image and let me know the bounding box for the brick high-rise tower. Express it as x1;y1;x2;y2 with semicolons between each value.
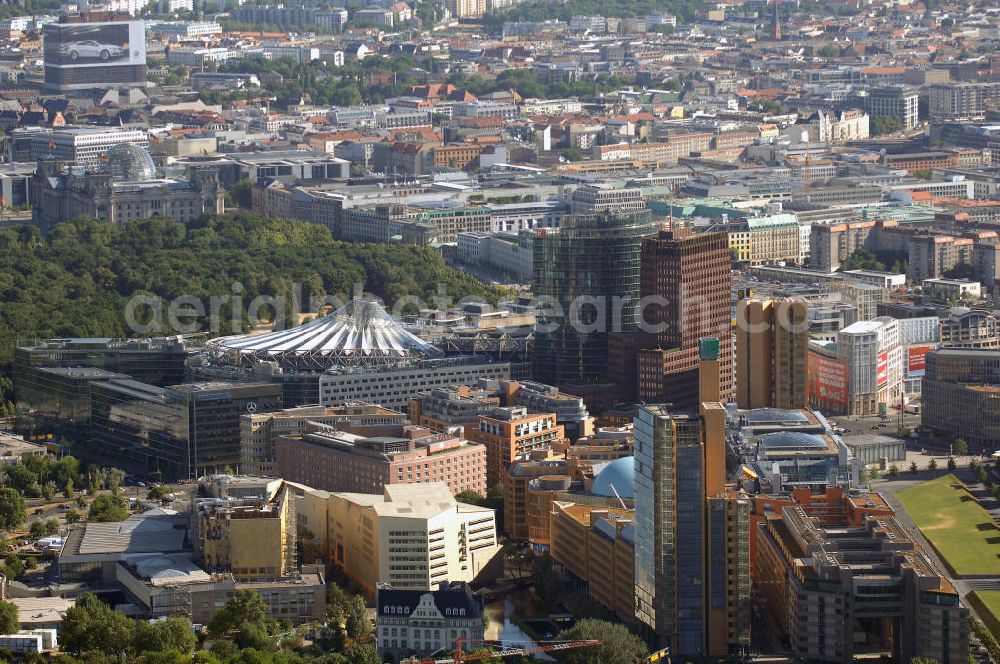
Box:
628;229;733;408
735;298;809;410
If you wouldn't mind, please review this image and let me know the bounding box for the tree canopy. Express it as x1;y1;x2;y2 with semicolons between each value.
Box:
553;619;649;664
0;214;510;404
61;593;139;658
0;599;18;635
0;488;26;532
88;494;130;523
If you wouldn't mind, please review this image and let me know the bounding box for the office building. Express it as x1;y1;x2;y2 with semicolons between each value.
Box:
323;483;501;599
88;379;281;479
506;380;594;441
43;18;146;93
275;422;487;496
475;406;564;487
504;449;634;548
633;339;751;657
168;382;282;474
861;87;919;129
503;459;568;542
731;408;853;494
376;582;484;662
319;360;511;411
735;298;809;410
409;386;501;433
13;336;197;415
532;205;657;389
411;380;594;444
710;214;800;266
756;503;968;663
549;503;636;622
928;82;999;123
750;422;848;491
634;230;733;408
240;404;408;477
939;308;1000;348
809;317;902;416
747;487;895;577
922;348;1000;449
14;367;129;437
839;318;902;415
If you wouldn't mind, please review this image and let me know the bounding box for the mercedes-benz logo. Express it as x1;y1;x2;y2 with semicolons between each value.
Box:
246;402;257;413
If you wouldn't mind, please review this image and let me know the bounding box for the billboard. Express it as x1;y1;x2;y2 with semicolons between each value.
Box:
43;21;145;68
876;351;889;387
808;352;849;408
907;344;936;374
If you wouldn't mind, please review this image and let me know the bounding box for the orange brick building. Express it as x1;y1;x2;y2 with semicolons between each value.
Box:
475;406;564;487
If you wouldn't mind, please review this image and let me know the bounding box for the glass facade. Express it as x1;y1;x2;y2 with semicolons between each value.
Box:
15;367;128;432
165;383;283;474
533;211;657;386
14;337;197;393
87;379;282;479
634;405;704;653
88;379;190;478
675;420;704;656
634;403;718;656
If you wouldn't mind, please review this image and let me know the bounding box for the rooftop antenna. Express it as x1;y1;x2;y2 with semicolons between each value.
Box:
669;187;674;232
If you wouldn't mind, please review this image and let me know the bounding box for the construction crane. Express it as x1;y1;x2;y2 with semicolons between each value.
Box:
404;639;602;664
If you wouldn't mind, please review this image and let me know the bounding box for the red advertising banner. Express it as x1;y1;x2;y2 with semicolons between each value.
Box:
876;351;888;387
808;352;849;407
907;344;935;373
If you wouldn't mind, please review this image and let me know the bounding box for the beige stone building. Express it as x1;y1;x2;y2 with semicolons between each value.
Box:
315;483;501;600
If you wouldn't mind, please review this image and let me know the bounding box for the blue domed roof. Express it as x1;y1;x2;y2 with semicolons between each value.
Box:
591;456;635;499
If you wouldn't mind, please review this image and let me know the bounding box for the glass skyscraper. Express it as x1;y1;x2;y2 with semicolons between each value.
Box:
532;209;657;387
633;341;752;658
634;404;704;651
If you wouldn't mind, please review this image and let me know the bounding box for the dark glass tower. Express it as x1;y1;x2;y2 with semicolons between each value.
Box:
532;209;657;387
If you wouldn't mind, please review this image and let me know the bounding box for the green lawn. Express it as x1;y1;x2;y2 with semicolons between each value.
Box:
972;591;1000;633
896;474;1000;576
